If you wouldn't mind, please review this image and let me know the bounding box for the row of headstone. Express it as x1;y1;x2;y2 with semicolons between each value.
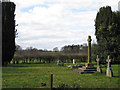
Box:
57;59;84;69
96;55;113;77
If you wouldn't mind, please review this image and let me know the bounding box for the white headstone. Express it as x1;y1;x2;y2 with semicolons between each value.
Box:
73;59;75;64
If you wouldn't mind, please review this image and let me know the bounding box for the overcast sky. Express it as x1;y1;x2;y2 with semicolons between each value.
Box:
10;0;119;50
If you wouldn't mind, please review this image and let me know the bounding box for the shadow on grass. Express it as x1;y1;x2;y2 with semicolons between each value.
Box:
57;84;80;89
94;71;119;78
113;76;119;78
2;64;35;67
3;64;28;67
2;63;57;67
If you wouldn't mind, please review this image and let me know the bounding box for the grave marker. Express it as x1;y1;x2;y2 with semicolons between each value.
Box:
88;36;92;63
85;36;94;67
96;55;102;73
77;36;97;74
57;60;60;65
106;56;113;77
73;59;75;64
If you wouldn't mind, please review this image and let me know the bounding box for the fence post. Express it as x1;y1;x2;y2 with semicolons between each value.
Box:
50;73;53;89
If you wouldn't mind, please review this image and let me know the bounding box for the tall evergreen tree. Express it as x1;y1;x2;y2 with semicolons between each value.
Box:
2;2;16;65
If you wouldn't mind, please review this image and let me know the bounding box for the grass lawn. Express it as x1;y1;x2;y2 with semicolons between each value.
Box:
2;63;120;88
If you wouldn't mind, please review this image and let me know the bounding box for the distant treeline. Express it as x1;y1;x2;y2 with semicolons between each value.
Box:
13;44;89;64
13;52;88;64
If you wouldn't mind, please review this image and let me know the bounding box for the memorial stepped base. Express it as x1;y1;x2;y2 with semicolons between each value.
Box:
79;67;97;74
73;63;97;74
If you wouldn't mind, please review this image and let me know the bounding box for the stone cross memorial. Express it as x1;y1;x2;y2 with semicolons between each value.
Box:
96;55;102;73
106;56;113;77
85;36;94;67
76;36;97;74
88;36;92;63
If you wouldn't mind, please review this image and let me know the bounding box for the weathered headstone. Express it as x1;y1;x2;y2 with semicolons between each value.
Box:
96;55;102;73
106;56;113;77
73;59;75;64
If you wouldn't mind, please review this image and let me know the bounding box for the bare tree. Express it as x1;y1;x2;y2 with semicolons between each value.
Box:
53;47;59;52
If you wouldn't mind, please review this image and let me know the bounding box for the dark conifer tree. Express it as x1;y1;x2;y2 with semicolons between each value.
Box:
2;2;16;65
95;6;120;63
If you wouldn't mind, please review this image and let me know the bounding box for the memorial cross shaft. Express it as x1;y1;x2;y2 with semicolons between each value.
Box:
88;36;92;63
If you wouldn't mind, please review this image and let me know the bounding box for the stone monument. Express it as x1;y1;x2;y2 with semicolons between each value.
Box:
84;36;94;68
106;56;113;77
77;36;97;74
88;36;92;63
96;55;102;73
57;60;60;65
73;59;75;64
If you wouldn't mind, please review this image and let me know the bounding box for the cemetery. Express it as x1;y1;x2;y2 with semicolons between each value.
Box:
1;1;120;89
2;61;119;88
2;36;120;88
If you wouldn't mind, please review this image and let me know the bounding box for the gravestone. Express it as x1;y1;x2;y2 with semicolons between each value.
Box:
57;60;60;65
106;56;113;77
73;59;75;64
96;55;102;73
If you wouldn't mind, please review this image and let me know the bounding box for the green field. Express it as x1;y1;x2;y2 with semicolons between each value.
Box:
2;63;120;88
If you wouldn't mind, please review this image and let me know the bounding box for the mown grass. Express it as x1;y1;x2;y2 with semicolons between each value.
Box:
2;63;120;88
